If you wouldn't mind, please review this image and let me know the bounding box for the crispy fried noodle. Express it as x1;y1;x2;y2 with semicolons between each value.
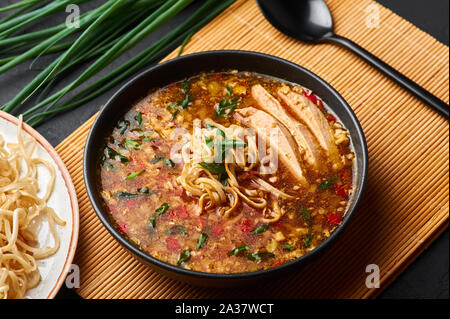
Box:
0;116;65;299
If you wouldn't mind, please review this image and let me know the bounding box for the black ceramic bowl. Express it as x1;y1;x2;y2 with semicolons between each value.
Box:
84;50;368;287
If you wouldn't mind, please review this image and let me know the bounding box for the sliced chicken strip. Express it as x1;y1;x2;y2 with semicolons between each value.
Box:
277;86;343;170
251;84;321;172
234;107;308;187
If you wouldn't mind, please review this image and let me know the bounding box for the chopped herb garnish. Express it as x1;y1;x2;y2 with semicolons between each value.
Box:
223;139;246;148
131;129;144;136
116;141;127;149
149;215;156;229
138;187;151;194
228;244;249;256
318;179;335;190
251;224;270;235
125;139;141;150
218;173;228;186
300;205;311;222
152;156;175;168
163;158;175;168
177;249;191;266
125;169;144;181
167;101;180;110
246;251;275;261
116;192;141;199
134;112;142;126
168;80;192;121
215;96;241;117
100;154;106;166
104;146;129;164
131;129;154;141
155;203;170;216
199;162;226;174
171;109;180;121
199;162;228;185
117;120;130;135
165;225;186;236
196;232;208;250
117;188;151;199
207;137;246;163
151;156;161;164
226;84;233;97
283;244;294;251
182;79;190;94
149;203;170;229
180;94;192;109
205;123;225;137
304;234;312;248
205;136;214;148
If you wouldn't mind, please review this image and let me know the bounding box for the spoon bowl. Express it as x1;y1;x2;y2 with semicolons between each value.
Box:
257;0;334;42
256;0;449;118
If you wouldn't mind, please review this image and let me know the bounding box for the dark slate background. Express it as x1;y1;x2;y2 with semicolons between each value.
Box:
0;0;448;299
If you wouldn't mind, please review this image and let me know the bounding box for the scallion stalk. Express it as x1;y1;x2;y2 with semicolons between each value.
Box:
0;0;236;127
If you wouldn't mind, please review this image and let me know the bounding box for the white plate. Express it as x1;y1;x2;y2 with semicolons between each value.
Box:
0;111;79;299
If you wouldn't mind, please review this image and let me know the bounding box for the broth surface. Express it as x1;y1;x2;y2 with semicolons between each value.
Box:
98;72;354;273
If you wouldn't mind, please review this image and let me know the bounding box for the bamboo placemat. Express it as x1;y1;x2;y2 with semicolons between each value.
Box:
55;0;449;299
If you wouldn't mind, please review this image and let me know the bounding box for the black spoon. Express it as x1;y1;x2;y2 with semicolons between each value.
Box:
257;0;449;119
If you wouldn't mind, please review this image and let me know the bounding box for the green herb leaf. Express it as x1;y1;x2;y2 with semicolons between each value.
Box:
223;139;246;148
199;162;230;184
304;234;312;248
226;84;233;97
300;205;311;222
283;244;294;251
163;158;175;168
177;250;191;266
149;203;170;229
104;146;129;164
196;232;208;250
171;109;180;121
125;169;144;181
155;203;170;216
116;192;140;199
166;225;186;236
215;97;241;117
167;101;180;110
182;79;190;94
218;172;228;186
117;120;130;135
199;162;226;174
180;94;192;109
152;156;175;168
149;215;156;229
138;187;151;194
251;224;269;235
134;112;142;126
246;251;275;261
151;156;161;164
318;179;335;190
228;244;249;256
205;123;225;138
125;139;141;150
205;136;214;148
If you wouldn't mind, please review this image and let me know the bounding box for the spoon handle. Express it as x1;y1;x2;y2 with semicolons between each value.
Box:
328;34;449;119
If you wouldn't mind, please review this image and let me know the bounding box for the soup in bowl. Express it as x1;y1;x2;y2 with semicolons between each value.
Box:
84;51;367;286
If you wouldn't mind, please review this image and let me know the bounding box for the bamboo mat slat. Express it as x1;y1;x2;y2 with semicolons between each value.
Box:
54;0;449;299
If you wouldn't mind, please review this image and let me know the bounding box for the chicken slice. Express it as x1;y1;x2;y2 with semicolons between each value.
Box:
277;86;343;170
251;84;322;172
234;107;308;187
